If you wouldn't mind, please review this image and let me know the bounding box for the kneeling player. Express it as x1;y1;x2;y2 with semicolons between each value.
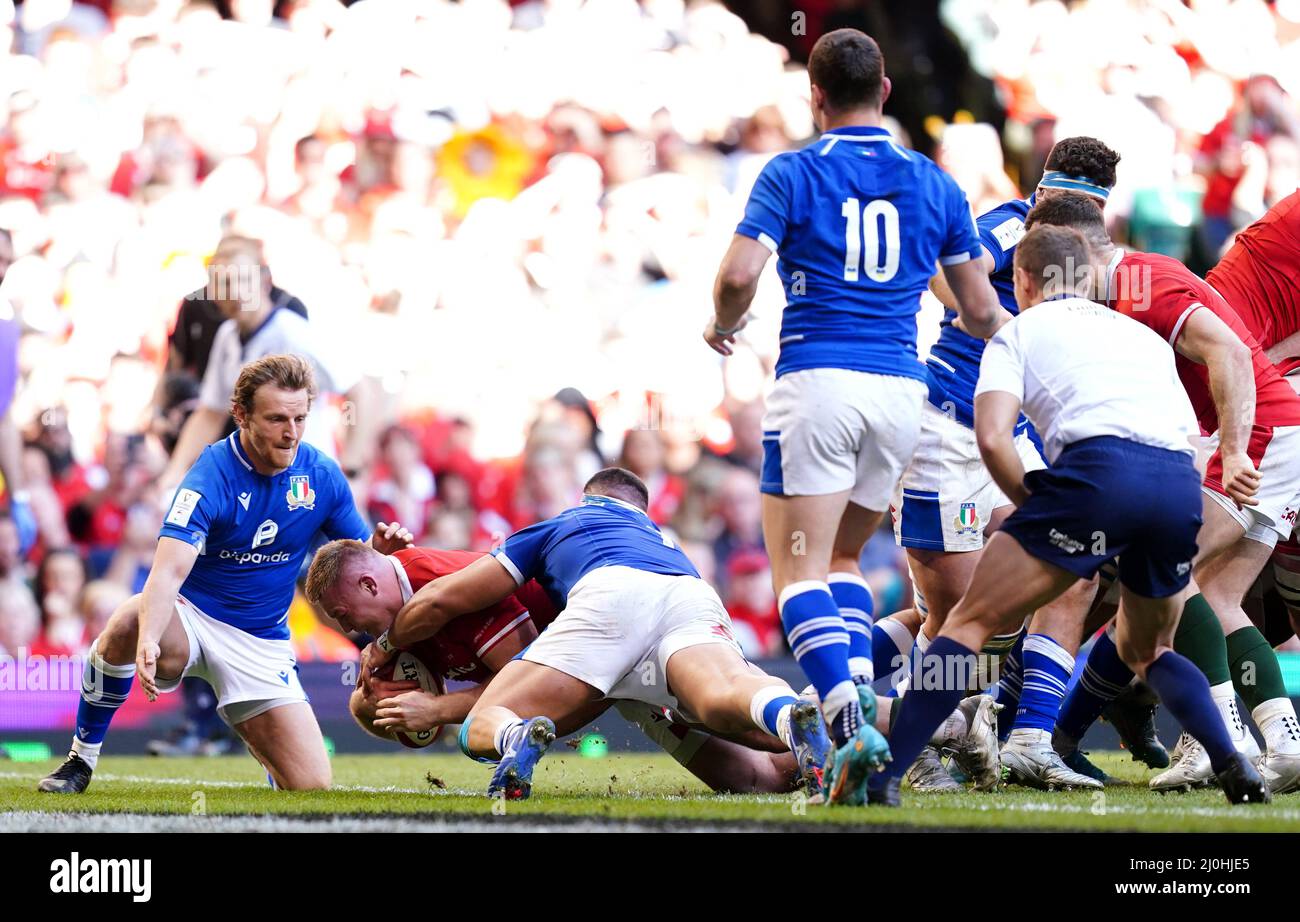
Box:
38;355;414;794
873;226;1269;806
306;540;802;794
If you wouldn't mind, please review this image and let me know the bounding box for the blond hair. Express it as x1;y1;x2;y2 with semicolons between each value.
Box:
231;353;318;416
305;538;375;604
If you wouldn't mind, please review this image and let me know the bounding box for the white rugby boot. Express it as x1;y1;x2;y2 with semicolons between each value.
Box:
1150;735;1214;792
947;694;1002;792
1001;728;1103;791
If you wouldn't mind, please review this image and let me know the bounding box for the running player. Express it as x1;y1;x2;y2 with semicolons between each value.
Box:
369;468;834;802
1027;193;1300;793
37;355;414;794
704;28;1002;804
872;224;1269;806
307;540;808;795
892;136;1121;790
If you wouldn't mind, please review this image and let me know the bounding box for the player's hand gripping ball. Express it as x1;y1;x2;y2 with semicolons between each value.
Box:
370;650;446;748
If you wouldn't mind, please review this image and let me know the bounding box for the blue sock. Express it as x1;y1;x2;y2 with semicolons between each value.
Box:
872;618;913;694
1145;651;1235;772
750;687;798;740
991;631;1025;739
880;637;978;780
829;573;874;683
779;581;858;745
72;642;136;769
1056;630;1133;744
1015;634;1074;734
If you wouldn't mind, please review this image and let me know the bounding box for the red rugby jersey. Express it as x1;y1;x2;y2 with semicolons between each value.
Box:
392;547;557;684
1207;191;1300;353
1107;249;1300;433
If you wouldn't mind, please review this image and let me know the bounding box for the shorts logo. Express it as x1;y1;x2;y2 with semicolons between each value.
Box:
954;502;980;536
286;475;315;511
252;519;278;549
1177;562;1191;576
1048;528;1086;555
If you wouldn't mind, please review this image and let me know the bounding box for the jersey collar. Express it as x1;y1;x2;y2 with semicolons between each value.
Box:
227;432;255;472
819;125;892;139
581;493;649;518
387;553;413;603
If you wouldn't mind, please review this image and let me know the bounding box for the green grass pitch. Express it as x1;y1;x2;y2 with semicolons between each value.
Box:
2;751;1296;832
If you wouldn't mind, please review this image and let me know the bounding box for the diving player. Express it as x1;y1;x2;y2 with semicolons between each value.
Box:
307;539;810;795
872;224;1269;806
368;467;833;802
704;28;1002;804
37;354;413;793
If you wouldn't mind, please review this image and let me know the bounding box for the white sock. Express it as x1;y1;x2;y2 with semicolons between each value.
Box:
848;656;874;685
1209;682;1249;750
822;680;860;740
70;740;101;770
1253;697;1300;755
930;706;969;748
493;718;526;758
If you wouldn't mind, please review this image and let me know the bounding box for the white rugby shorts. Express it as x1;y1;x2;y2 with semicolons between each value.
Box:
760;368;927;511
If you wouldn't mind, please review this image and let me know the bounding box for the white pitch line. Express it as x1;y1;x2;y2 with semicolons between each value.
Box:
4;771;1297;821
0;770;472;796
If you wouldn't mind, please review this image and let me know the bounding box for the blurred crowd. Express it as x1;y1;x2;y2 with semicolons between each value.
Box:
1;0;1298;667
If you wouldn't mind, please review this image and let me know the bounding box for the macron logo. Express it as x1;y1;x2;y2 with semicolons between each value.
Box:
50;852;151;903
238;492;251;511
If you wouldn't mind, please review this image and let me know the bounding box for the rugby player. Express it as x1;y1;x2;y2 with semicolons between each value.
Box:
890;136;1123;791
307;540;810;795
37;355;413;794
704;28;1003;804
367;467;833;801
872;225;1270;805
1027;193;1300;793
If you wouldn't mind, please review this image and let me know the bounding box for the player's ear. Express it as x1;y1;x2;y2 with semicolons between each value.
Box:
878;76;891;109
360;574;378;597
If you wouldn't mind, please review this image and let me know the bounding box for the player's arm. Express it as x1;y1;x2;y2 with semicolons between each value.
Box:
383;555;519;651
974;390;1030;507
1174;309;1260;506
1266;333;1300;367
706;235;771;355
136;536;199;700
929;248;996;310
373;686;485;735
944;258;1008;340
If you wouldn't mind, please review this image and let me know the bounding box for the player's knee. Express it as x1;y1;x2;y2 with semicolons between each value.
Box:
279;763;331;791
97;594;143;662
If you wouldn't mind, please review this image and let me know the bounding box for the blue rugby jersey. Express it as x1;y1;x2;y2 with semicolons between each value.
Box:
159;433;369;639
493;495;699;611
736;125;982;380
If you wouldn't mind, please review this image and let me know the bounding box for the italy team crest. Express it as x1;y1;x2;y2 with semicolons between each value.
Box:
287;475;315;511
954;502;980;536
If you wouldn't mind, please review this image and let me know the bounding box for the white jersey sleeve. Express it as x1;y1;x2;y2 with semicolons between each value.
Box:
974;322;1025;403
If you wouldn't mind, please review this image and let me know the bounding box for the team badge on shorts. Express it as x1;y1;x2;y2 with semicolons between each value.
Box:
286;475;315;511
954;502;980;536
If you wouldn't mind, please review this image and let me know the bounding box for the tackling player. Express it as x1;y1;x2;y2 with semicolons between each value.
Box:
873;225;1269;806
37;355;413;794
369;467;834;802
1027;193;1300;793
306;540;808;795
704;28;1002;803
891;136;1121;790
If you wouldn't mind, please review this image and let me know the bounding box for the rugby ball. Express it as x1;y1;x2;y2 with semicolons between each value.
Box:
372;650;446;749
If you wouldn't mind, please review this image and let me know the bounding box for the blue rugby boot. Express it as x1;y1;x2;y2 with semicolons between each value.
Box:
487;717;556;801
789;698;832;799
